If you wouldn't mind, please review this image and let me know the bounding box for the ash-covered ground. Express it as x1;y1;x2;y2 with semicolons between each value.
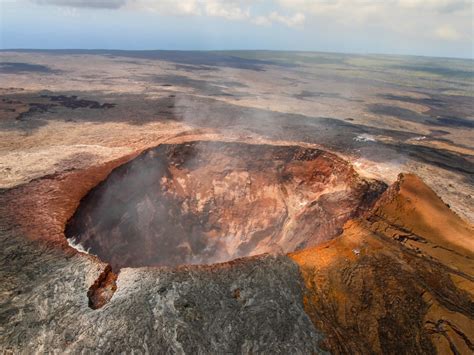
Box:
0;50;473;353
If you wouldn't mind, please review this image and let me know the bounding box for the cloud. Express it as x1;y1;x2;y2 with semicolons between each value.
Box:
127;0;200;16
29;0;305;28
31;0;127;9
277;0;471;41
28;0;472;42
268;11;305;28
204;0;250;20
398;0;471;14
277;0;472;18
253;16;272;26
435;24;461;40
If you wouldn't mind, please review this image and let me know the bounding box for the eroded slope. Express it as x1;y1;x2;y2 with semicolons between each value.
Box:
291;174;474;354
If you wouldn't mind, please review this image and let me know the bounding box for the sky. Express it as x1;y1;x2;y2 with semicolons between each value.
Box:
0;0;473;58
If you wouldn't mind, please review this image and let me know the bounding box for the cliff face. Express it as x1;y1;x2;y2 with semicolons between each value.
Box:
291;174;474;354
0;139;472;353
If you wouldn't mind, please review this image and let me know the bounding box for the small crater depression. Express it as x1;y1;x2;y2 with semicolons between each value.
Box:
66;141;386;271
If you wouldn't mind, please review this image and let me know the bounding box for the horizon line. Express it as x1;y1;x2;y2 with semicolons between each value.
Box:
1;48;472;61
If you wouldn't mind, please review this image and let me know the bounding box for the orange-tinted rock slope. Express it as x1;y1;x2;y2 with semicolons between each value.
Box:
291;173;474;354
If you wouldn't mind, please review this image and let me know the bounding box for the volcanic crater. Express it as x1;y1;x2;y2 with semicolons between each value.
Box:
65;141;387;271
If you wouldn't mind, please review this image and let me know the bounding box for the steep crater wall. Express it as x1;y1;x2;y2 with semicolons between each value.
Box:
65;141;386;270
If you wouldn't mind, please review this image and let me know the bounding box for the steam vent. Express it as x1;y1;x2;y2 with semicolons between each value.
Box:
66;141;386;270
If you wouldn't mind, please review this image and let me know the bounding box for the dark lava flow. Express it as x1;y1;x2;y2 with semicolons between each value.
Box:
65;141;386;270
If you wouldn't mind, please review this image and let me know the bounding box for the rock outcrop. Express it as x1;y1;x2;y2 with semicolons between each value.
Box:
291;174;474;354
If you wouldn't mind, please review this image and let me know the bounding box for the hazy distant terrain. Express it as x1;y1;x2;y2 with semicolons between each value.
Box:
1;50;473;221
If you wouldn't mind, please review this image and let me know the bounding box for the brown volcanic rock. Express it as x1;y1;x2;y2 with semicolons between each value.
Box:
369;174;474;274
65;141;386;270
290;173;474;354
0;152;139;248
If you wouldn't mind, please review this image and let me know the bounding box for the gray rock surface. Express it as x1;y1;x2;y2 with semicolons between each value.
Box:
0;226;327;353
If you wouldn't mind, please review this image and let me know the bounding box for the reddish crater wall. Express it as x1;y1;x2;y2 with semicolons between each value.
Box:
65;141;386;269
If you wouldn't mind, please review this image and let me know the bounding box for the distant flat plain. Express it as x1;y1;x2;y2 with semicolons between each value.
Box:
0;50;473;221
